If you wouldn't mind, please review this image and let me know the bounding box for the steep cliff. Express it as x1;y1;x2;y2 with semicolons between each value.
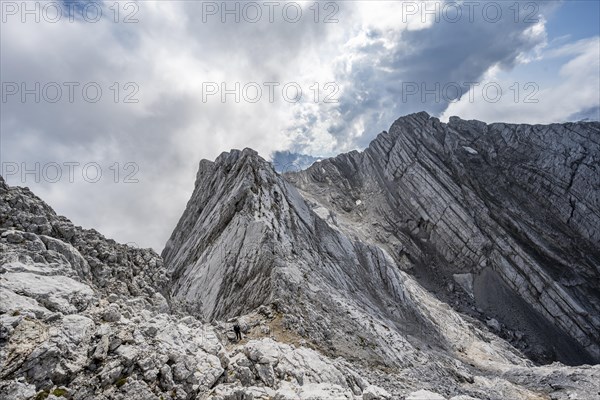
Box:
286;112;600;365
162;149;529;375
1;112;599;400
0;174;393;399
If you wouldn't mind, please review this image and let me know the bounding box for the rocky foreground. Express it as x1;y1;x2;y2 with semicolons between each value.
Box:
1;112;599;399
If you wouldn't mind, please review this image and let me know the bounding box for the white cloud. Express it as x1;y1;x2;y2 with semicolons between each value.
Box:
440;36;600;124
1;1;596;250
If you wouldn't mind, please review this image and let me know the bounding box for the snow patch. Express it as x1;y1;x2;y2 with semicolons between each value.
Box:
462;146;478;155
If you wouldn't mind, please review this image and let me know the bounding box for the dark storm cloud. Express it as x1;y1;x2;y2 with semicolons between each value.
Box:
292;0;552;152
1;0;594;250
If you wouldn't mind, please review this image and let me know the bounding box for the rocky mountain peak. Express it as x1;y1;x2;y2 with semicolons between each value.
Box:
162;146;308;321
1;113;600;400
288;114;600;366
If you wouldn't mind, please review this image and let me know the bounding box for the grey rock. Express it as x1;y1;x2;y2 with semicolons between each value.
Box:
287;112;600;365
255;363;276;387
5;232;24;244
107;293;119;303
158;365;174;390
103;304;121;322
93;335;110;360
453;273;474;298
486;318;502;332
1;114;599;400
0;379;37;400
407;390;446;400
362;385;392;400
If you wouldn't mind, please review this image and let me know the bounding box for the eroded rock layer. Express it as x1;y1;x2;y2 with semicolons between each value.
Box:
1;112;599;399
286;112;600;365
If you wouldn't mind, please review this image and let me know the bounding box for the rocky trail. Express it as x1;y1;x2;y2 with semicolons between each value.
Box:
1;112;599;399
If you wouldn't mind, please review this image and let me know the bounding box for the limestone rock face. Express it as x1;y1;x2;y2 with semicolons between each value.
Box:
286;112;600;365
1;112;600;399
0;175;385;400
162;149;528;376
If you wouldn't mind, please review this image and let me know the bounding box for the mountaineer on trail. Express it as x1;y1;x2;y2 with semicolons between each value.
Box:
233;320;242;341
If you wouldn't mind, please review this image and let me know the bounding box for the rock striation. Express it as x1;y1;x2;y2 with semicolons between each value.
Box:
1;112;600;399
0;174;393;399
286;112;600;366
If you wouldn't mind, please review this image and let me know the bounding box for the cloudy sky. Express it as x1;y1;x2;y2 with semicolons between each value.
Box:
1;0;599;250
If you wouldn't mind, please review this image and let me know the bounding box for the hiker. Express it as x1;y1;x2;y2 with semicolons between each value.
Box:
233;320;242;341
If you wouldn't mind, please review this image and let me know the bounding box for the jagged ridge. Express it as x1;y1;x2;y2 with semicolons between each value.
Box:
286;111;600;365
2;112;600;400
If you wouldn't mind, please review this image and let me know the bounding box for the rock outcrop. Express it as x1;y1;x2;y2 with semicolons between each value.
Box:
286;112;600;365
0;174;393;399
1;112;599;399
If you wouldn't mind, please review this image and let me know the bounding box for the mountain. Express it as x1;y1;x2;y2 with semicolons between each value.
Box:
2;112;600;399
286;112;600;366
271;151;322;173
